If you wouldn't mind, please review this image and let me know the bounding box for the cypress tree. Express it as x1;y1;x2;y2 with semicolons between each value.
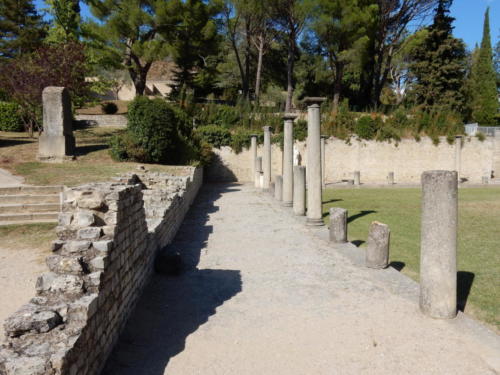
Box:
470;8;498;126
409;0;467;111
0;0;46;59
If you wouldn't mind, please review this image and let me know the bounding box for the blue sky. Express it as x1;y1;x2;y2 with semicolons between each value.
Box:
34;0;499;51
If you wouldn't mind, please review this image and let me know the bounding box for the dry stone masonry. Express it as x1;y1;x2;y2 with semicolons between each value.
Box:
0;167;202;375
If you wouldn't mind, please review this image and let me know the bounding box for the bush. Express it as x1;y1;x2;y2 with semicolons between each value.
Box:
126;97;181;164
195;125;231;148
109;132;146;162
294;120;307;141
476;132;486;142
101;102;118;114
209;104;240;127
355;116;376;140
0;102;22;132
231;128;254;154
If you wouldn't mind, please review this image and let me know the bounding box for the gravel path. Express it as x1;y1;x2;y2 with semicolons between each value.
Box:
104;183;499;375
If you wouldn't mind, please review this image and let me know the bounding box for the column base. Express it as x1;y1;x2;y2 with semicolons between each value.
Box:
282;201;292;207
306;218;324;226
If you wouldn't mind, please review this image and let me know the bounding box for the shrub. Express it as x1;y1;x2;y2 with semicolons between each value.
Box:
101;102;118;114
355;116;376;140
109;132;146;162
294;119;307;141
195;125;231;148
476;132;486;142
209;104;240;127
126;97;181;164
0;102;22;132
231;128;254;154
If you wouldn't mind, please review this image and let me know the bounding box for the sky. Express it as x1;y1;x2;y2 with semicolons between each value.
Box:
33;0;499;51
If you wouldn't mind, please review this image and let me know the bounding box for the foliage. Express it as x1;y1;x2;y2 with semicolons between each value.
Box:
0;0;46;60
109;132;146;161
0;101;22;131
45;0;81;42
476;132;486;142
101;102;118;114
294;119;307;141
208;104;241;127
195;125;231;148
355;116;377;140
230;127;254;154
470;8;498;126
0;41;90;135
408;0;467;111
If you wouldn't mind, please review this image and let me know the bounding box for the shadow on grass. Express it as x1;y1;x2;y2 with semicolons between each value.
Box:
351;240;365;247
457;271;475;312
347;210;377;223
322;198;343;204
74;144;109;156
389;261;405;272
0;139;34;147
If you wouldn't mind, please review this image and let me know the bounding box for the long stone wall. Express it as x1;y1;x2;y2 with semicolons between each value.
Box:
74;115;127;128
206;136;494;184
0;167;202;375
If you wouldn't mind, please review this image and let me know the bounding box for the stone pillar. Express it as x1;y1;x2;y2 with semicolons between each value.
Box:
354;171;360;186
420;170;458;319
366;221;390;269
250;134;258;179
329;207;347;243
293;166;306;216
283;113;297;207
304;97;326;226
255;157;262;188
321;135;327;189
387;172;394;185
274;175;283;201
454;136;462;179
262;126;272;190
38;87;75;161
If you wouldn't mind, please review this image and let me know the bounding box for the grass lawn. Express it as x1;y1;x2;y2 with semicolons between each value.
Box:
0;222;57;252
0;127;189;186
323;187;500;331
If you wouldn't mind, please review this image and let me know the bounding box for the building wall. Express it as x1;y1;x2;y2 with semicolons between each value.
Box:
206;136;494;184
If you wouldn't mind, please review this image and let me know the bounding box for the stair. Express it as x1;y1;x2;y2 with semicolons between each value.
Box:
0;186;63;225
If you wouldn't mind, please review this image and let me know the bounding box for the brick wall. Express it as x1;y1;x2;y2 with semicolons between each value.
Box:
0;167;202;375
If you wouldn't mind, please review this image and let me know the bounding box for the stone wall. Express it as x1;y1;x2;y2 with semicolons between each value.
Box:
206;136;494;184
0;167;202;375
74;115;127;128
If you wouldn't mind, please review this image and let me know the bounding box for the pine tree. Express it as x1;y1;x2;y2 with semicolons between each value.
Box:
409;0;466;110
0;0;46;59
45;0;81;42
470;8;498;126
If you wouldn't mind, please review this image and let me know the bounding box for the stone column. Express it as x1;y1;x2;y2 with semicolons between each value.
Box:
274;175;283;201
454;136;462;179
304;97;326;226
255;157;262;188
329;207;347;243
283;113;297;207
354;171;360;186
262;126;272;190
293;166;306;216
38;87;75;161
366;221;390;269
250;134;258;180
420;170;458;319
387;172;394;185
321;135;327;189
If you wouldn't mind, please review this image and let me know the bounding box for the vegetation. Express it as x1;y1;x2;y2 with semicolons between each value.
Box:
323;187;500;330
0;101;22;131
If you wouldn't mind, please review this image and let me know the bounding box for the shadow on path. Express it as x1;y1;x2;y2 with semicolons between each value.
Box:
102;184;242;375
389;261;405;272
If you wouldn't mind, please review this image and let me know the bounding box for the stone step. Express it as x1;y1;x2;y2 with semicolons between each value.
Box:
0;194;60;205
0;212;59;224
0;186;63;195
0;203;61;215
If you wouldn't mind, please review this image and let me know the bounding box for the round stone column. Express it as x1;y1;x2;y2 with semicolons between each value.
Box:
282;113;297;207
420;170;458;319
321;135;327;189
255;156;262;188
262;126;272;190
250;134;258;180
293;166;306;216
304;97;326;226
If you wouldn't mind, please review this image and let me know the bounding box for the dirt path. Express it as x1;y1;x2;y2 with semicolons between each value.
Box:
104;183;499;375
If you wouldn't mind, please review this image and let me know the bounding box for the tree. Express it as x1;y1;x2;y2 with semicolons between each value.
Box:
87;0;183;96
0;0;46;59
408;0;466;110
311;0;377;112
45;0;81;42
470;8;498;126
0;42;89;135
271;0;309;112
495;33;500;91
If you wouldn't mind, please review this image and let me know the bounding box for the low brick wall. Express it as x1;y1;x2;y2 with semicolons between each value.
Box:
74;115;128;128
0;167;202;375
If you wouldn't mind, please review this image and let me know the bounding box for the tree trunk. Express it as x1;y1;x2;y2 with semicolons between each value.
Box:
255;34;265;104
244;20;252;99
332;63;344;113
285;32;295;112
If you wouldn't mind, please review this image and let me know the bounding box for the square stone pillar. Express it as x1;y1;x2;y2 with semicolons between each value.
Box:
38;87;75;161
282;113;298;207
304;97;326;226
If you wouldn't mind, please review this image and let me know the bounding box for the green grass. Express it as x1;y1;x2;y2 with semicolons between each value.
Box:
323;187;500;331
0;223;57;250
